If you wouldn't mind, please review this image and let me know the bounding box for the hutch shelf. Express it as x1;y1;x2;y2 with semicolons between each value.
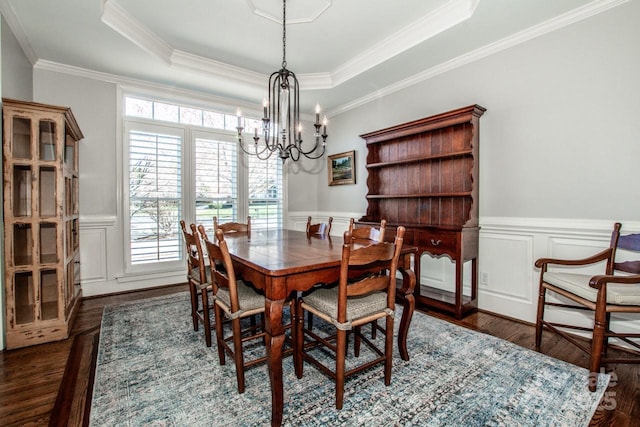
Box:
3;98;84;349
359;104;485;319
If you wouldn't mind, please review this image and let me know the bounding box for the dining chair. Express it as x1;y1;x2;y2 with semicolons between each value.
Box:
306;216;333;237
306;218;389;333
294;226;405;409
201;226;289;393
213;215;251;235
535;222;640;391
180;220;213;346
348;217;388;340
348;217;387;243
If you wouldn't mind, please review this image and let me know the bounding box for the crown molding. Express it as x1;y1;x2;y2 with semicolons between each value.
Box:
25;0;629;119
327;0;629;117
331;0;479;87
245;0;331;25
98;0;478;91
0;0;38;64
101;0;172;63
170;50;265;88
33;59;257;111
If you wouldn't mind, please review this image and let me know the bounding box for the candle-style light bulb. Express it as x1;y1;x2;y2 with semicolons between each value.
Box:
315;103;321;125
322;116;328;134
262;98;268;119
236;108;242;128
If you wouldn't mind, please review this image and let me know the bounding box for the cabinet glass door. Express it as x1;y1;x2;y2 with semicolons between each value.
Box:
14;272;34;324
12;117;31;159
64;135;77;172
40;222;57;264
13;165;32;217
40;269;59;321
40;167;57;217
39;120;57;161
13;223;33;265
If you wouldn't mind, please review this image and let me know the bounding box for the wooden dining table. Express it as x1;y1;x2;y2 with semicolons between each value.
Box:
222;229;417;426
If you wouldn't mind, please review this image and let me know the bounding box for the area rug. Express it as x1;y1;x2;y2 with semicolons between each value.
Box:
89;292;608;426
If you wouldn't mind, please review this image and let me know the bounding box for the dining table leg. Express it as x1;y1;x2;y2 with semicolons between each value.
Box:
397;252;417;361
265;296;286;426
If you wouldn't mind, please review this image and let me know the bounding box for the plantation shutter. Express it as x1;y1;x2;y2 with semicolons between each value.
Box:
247;154;283;230
128;129;182;264
194;136;238;234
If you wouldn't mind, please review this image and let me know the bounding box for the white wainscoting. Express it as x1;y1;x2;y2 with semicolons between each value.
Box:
79;216;115;286
79;215;186;297
288;212;640;340
79;212;640;344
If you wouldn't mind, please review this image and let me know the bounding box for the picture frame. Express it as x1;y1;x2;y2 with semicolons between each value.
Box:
328;150;356;186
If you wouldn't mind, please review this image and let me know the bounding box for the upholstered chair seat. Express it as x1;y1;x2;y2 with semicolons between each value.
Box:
215;281;266;319
542;272;640;305
302;288;390;330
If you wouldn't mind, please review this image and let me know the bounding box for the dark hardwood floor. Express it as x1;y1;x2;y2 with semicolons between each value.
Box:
0;283;638;426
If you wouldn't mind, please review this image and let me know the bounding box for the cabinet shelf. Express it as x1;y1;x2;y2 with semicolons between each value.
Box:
366;149;473;169
366;192;473;199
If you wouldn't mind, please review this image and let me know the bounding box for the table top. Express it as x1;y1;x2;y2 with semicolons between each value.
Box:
222;229;347;277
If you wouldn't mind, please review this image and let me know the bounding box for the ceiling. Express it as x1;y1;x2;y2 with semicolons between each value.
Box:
0;0;621;116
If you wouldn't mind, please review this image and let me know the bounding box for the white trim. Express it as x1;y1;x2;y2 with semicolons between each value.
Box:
331;0;479;87
79;215;117;228
101;0;172;64
245;0;332;25
23;0;627;118
0;0;37;64
327;0;629;117
480;217;640;235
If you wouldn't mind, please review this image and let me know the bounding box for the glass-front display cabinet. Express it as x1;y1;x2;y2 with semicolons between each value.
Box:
2;98;84;349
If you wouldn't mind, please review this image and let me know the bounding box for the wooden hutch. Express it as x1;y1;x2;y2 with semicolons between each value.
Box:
2;99;84;349
359;104;485;319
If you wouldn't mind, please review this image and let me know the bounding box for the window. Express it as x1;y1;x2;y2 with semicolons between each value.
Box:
248;154;283;230
127;128;182;265
124;95;283;269
194;136;238;227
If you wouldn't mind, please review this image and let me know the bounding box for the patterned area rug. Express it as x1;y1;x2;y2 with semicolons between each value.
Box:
90;292;608;426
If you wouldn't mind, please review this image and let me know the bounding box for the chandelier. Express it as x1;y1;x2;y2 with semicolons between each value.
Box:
236;0;327;162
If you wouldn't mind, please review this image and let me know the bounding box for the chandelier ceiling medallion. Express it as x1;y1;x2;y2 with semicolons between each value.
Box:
236;0;327;163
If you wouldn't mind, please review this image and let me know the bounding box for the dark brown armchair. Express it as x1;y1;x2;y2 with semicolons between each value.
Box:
535;222;640;391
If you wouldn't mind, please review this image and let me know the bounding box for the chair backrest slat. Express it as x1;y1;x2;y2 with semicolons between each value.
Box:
180;220;206;282
614;260;640;275
200;225;241;312
337;227;405;319
348;218;387;243
611;222;640;275
307;216;333;237
213;216;251;236
617;233;640;252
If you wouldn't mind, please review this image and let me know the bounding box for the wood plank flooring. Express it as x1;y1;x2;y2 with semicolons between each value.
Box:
0;283;638;426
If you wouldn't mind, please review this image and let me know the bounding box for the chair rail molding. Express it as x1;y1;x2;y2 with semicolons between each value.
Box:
79;211;640;344
288;211;365;236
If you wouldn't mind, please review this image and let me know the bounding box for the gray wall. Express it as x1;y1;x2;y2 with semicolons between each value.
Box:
1;16;31;101
33;70;117;216
1;14;34;349
320;1;640;222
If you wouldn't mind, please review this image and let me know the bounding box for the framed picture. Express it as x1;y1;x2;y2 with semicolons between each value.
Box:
328;150;356;186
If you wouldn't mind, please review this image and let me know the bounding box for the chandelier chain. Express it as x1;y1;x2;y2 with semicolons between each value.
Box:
281;0;287;69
